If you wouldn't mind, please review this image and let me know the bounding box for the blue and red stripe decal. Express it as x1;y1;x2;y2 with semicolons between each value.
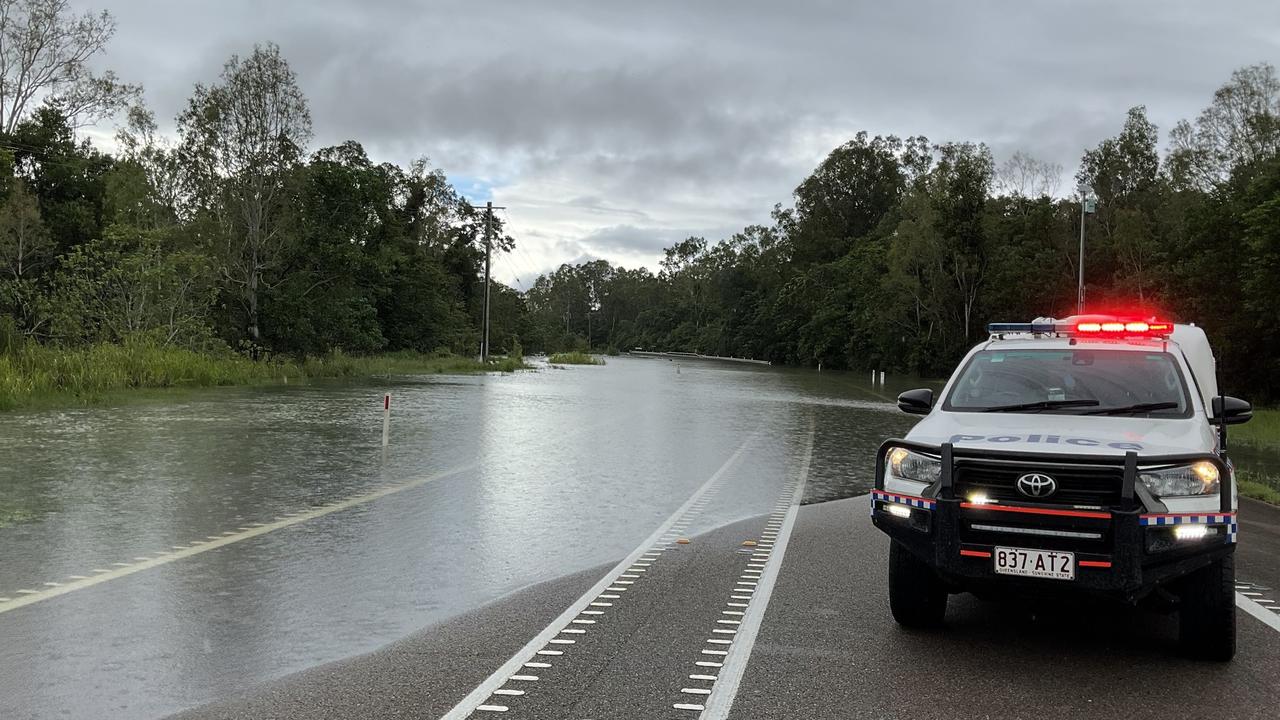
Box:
872;490;936;510
1141;511;1238;543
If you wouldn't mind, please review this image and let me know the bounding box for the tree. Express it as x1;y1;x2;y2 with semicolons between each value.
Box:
1168;64;1280;189
0;0;139;133
0;176;48;279
177;43;312;347
995;150;1061;199
50;225;217;346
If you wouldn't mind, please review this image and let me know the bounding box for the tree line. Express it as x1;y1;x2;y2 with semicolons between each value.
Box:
0;1;524;362
524;64;1280;402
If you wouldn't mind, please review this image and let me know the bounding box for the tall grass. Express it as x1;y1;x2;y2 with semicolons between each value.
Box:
548;351;605;365
1229;407;1280;451
0;342;528;412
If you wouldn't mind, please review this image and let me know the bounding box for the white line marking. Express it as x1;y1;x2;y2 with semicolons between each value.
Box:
523;662;550;668
536;650;563;656
708;639;733;645
682;688;712;695
674;703;706;711
562;629;586;634
437;437;753;720
700;418;812;720
696;661;723;667
475;705;508;712
701;649;729;656
690;674;718;681
493;689;524;696
0;464;475;617
509;675;539;681
712;629;736;634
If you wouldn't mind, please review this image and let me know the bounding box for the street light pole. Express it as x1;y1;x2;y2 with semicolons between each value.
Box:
1077;185;1094;315
1077;197;1085;315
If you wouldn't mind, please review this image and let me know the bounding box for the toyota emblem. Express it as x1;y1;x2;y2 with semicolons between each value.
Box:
1016;473;1057;498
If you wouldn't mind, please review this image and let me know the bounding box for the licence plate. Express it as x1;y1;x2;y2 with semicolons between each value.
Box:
993;547;1075;581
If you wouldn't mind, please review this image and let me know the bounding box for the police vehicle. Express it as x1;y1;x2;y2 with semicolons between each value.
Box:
871;315;1253;660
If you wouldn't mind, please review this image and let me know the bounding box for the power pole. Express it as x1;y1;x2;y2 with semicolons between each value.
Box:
479;201;506;362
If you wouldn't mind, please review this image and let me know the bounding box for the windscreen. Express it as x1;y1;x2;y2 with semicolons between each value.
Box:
944;349;1191;416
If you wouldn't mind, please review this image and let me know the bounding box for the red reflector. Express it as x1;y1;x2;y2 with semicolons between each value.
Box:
1079;560;1112;569
960;549;992;558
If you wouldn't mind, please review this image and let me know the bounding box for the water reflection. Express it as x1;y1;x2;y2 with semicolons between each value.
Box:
1;357;924;720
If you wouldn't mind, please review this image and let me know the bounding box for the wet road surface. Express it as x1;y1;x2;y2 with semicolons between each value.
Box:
170;499;1280;720
3;356;1279;718
0;357;913;719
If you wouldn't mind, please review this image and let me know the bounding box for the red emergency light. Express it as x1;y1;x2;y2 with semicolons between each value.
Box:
1072;317;1172;337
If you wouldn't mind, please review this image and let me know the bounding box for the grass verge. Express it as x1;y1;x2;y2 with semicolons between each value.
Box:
548;351;605;365
1238;469;1280;506
0;342;528;412
1227;407;1280;452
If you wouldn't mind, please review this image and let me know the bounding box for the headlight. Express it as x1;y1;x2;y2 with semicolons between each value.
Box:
887;447;942;484
1138;461;1220;497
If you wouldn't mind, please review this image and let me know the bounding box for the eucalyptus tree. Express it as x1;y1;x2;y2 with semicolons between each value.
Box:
177;43;312;347
0;0;139;133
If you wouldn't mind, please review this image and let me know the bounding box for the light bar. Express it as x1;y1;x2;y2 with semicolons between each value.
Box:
988;317;1174;338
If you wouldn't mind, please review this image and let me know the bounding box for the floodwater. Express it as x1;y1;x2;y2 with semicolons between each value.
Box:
0;356;919;720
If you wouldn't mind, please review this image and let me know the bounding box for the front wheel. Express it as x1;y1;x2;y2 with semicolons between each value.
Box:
889;541;947;628
1178;554;1236;661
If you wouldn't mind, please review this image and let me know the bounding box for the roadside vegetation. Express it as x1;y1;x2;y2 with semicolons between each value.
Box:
548;351;604;366
0;340;525;412
1230;408;1280;452
1238;469;1280;506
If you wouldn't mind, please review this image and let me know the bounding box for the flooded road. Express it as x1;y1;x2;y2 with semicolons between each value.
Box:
0;356;918;720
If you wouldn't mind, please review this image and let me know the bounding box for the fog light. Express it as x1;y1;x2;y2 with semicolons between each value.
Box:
1174;525;1209;541
887;504;912;519
967;492;992;505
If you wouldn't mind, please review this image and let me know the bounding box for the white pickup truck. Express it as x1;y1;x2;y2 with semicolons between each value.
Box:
870;315;1252;660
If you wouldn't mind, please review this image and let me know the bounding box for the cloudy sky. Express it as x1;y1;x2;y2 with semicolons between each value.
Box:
82;0;1279;288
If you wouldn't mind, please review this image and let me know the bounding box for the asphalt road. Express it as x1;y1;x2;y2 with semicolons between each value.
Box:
173;496;1280;719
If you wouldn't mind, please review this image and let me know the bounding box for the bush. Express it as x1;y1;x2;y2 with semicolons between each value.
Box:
548;351;605;365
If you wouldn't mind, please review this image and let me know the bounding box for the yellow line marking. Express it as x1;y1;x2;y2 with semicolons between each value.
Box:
0;464;474;616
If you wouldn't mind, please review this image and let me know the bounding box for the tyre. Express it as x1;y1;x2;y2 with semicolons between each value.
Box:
1178;554;1236;661
889;540;947;628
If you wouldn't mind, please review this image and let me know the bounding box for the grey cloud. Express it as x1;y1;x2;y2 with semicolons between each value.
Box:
81;0;1280;274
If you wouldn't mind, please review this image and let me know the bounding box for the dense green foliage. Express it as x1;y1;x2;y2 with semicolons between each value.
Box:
0;40;525;375
524;65;1280;403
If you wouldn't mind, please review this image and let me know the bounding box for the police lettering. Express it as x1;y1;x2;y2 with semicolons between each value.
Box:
948;433;1143;451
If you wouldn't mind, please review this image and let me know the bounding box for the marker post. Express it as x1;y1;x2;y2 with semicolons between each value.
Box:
382;394;391;448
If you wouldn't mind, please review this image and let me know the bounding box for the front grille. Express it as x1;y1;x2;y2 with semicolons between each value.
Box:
954;457;1124;508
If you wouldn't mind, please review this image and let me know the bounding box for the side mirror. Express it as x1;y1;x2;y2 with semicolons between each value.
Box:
897;388;934;415
1212;396;1252;425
